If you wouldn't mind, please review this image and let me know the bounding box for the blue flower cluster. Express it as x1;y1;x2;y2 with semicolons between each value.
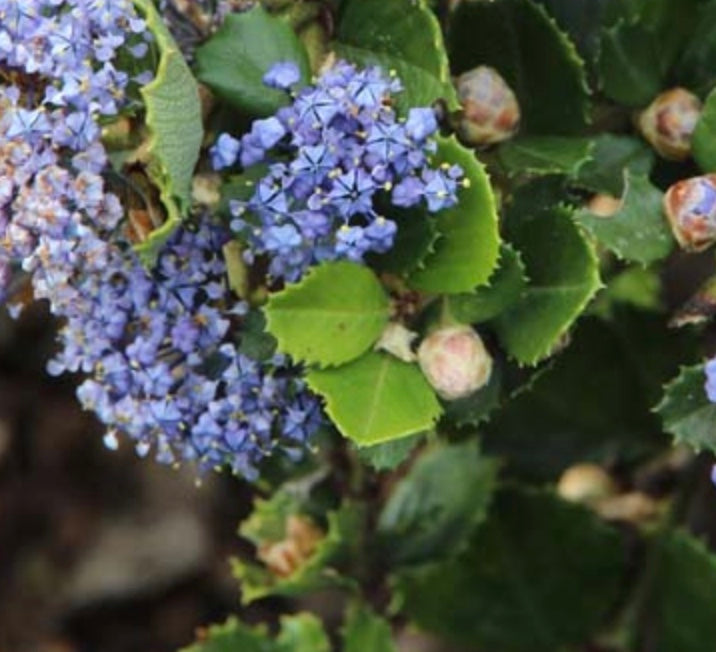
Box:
211;60;465;281
0;0;322;478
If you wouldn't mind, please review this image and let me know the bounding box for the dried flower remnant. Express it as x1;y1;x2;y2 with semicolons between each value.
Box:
418;325;493;401
637;88;702;161
456;66;521;146
257;515;324;578
663;174;716;252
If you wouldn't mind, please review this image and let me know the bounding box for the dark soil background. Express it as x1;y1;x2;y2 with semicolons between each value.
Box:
0;303;255;652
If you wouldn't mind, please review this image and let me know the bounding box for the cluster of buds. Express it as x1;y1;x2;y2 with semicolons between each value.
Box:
456;66;521;146
663;174;716;251
256;514;324;578
637;88;702;161
417;325;493;401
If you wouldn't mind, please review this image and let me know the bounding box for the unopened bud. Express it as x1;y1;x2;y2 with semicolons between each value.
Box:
417;325;492;400
663;174;716;251
637;88;702;161
456;66;520;146
557;464;617;505
587;193;622;218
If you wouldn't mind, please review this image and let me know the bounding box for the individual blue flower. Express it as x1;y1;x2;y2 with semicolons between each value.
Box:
263;61;301;90
210;133;241;170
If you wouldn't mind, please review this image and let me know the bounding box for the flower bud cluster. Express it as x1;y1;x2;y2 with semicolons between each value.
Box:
0;1;322;478
212;60;465;281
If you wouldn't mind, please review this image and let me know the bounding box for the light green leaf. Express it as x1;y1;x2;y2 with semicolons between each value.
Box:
598;22;662;107
408;136;500;293
448;0;591;135
574;173;673;265
265;262;390;367
335;0;457;111
574;133;655;196
495;203;601;365
656;364;716;453
276;614;330;652
499;136;594;176
179;618;275;652
307;352;442;446
378;441;497;565
195;6;310;116
132;0;203;265
638;531;716;652
393;487;625;651
233;500;364;604
693;87;716;173
355;434;423;472
445;245;527;324
343;603;397;652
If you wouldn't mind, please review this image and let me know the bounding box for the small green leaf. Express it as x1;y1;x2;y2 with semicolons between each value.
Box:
656;364;716;454
693;87;716;173
574;134;655;196
378;441;497;565
393;487;625;651
195;6;310;116
598;22;662;107
342;603;397;652
638;531;716;652
574;173;673;265
265;262;390;367
307;352;441;446
238;310;278;362
448;0;591;135
276;614;330;652
495;203;601;365
445;245;527;324
408;136;500;293
233;500;364;604
132;0;203;264
179;618;275;652
355;434;423;471
335;0;457;111
499;136;594;177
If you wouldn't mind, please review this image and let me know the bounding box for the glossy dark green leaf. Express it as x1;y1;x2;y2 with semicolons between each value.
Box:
499;136;594;176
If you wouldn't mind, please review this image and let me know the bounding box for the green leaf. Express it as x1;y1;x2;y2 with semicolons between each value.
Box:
574;173;673;265
343;603;397;652
233;500;364;604
265;262;390;367
446;245;527;325
408;137;500;294
132;0;203;265
675;3;716;96
495;202;601;365
378;441;497;565
598;22;662;107
368;206;439;276
499;136;594;177
486;311;698;479
638;531;716;652
238;310;278;362
179;618;275;652
656;364;716;454
276;614;330;652
448;0;590;135
441;359;502;428
693;87;716;173
334;0;457;111
574;134;655;196
355;434;423;471
307;352;442;446
590;265;663;317
195;6;310;117
393;487;625;651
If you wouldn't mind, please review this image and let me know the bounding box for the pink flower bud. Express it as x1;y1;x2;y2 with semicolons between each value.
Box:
417;325;492;400
663;174;716;251
637;88;702;161
456;66;520;146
